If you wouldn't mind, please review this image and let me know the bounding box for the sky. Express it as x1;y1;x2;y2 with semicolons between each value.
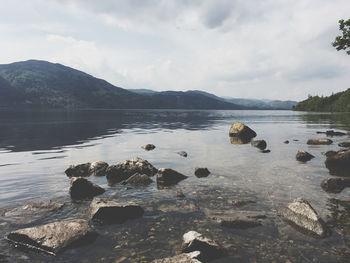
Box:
1;0;350;101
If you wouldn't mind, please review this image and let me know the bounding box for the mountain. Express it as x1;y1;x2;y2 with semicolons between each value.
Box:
0;60;243;110
293;89;350;112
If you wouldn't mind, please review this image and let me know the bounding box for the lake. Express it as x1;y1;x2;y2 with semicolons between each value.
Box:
0;109;350;263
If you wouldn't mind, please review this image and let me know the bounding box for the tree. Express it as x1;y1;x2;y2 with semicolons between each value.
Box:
332;19;350;55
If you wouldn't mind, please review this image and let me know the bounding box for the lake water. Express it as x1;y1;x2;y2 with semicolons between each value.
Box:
0;109;350;263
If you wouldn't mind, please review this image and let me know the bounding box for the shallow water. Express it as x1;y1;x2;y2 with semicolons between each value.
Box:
0;109;350;262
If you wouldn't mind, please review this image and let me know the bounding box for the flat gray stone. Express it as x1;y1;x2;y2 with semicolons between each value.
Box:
307;138;333;145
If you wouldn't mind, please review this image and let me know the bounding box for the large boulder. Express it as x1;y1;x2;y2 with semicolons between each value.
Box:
194;167;210;178
89;161;109;176
228;122;256;143
157;168;188;187
152;252;202;263
325;150;350;176
6;219;96;255
296;151;314;162
307;138;333;145
209;210;266;229
251;140;267;150
69;177;105;200
280;198;327;237
321;178;350;193
106;158;157;185
90;198;144;224
181;231;226;262
121;173;153;186
65;163;91;177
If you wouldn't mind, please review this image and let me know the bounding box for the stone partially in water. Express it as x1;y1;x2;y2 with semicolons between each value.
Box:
321;178;350;193
6;219;97;255
69;177;105;200
194;167;210;178
209;210;266;229
339;142;350;148
89;161;109;176
326;130;346;136
280;198;327;237
284;140;289;144
182;231;226;262
307;138;333;145
106;158;158;185
65;163;91;177
296;151;314;162
177;151;188;157
157;168;188;187
152;251;202;263
142;144;156;151
229;122;256;140
231;200;256;207
121;173;153;186
251;140;267;150
90;198;144;224
325;150;350;176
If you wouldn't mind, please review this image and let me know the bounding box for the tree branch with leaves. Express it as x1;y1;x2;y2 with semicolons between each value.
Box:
332;19;350;55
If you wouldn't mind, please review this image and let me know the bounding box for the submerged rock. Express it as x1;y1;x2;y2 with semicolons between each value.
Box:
326;130;346;136
121;173;153;186
251;140;267;150
157;168;188;187
231;200;256;207
89;161;108;176
229;122;256;143
152;252;202;263
69;177;105;200
209;210;266;229
325;150;350;176
194;167;210;178
307;138;333;145
177;151;188;158
339;142;350;148
296;151;314;162
182;231;226;262
106;158;157;185
65;163;91;177
280;198;327;237
322;150;338;157
6;219;96;255
321;178;350;193
142;144;156;151
260;149;271;153
284;140;290;144
90;198;144;224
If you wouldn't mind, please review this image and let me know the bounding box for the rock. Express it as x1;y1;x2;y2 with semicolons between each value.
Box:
209;210;266;229
251;140;267;150
280;198;327;237
230;136;248;145
121;173;153;186
322;150;338;157
142;144;156;151
296;151;314;162
157;168;188;187
152;252;202;263
89;161;108;176
89;198;144;224
177;151;188;157
339;142;350;148
69;177;105;200
321;178;350;193
194;167;210;178
307;138;333;145
326;130;346;136
6;219;97;255
284;140;289;144
106;158;157;185
65;163;91;177
182;231;226;262
261;149;271;153
325;150;350;176
228;122;256;143
231;200;256;207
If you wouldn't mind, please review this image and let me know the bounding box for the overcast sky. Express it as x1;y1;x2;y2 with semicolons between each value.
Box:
1;0;350;100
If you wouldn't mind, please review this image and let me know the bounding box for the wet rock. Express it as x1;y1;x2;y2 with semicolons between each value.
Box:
89;161;108;176
321;178;350;193
280;198;327;237
261;149;271;153
284;140;289;144
65;163;91;177
6;219;97;255
230;136;249;144
69;177;105;200
325;150;350;176
209;210;266;229
152;251;202;263
231;200;256;207
90;198;144;224
106;158;157;185
157;168;188;187
326;130;346;136
121;173;153;186
182;231;226;262
338;142;350;148
307;138;333;145
177;151;188;157
322;150;338;157
251;140;267;150
194;167;210;178
296;151;314;162
142;144;156;151
229;122;256;143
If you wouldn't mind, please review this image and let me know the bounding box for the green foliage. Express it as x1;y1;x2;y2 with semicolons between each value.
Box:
332;19;350;55
293;89;350;112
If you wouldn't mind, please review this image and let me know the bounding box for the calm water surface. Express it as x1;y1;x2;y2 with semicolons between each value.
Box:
0;110;350;263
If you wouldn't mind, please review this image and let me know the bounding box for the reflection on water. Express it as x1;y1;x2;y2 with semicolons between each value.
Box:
0;109;350;262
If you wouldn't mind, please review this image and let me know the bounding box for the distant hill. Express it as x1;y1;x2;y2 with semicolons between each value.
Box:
293;89;350;112
0;60;243;110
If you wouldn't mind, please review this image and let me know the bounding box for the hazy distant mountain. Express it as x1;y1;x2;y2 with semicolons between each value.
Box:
0;60;243;110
